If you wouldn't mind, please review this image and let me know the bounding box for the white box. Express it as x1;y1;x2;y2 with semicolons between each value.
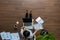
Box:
36;17;44;24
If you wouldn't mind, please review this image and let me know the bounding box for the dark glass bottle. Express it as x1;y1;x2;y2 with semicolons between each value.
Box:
29;10;32;19
25;10;28;18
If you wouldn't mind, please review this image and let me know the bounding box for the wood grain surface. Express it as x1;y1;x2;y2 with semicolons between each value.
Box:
0;0;60;40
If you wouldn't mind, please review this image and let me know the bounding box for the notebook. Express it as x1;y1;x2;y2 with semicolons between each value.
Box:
11;33;20;40
1;32;10;40
1;32;20;40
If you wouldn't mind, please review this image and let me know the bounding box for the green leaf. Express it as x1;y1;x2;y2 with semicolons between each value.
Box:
36;33;56;40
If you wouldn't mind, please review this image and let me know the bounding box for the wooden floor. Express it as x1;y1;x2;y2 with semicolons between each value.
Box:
0;0;60;40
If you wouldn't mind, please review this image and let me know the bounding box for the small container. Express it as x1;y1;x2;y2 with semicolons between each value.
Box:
14;24;18;30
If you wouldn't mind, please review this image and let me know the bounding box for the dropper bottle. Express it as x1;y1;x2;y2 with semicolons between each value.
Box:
25;10;28;18
29;10;32;19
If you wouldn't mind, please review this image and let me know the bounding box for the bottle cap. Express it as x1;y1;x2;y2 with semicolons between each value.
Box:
30;10;32;13
26;10;28;13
